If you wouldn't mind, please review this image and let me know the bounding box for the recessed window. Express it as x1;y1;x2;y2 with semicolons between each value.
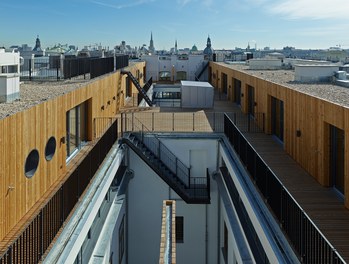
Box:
45;137;56;161
176;216;184;243
25;149;39;178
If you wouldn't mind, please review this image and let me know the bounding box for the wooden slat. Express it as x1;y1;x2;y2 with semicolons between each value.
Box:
244;132;349;261
0;62;145;246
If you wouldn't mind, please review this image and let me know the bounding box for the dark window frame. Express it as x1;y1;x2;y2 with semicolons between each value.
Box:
175;216;184;243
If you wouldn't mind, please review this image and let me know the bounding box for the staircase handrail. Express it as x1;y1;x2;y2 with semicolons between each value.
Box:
195;61;209;81
124;115;191;187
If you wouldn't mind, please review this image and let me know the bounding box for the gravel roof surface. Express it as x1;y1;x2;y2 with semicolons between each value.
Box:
1;62;349;120
218;62;349;108
0;62;140;120
0;78;91;120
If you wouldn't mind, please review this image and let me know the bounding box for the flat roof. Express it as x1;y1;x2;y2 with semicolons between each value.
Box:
181;80;213;87
0;79;90;120
0;61;141;120
216;62;349;108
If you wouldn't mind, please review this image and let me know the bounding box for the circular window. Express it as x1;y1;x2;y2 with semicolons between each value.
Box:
25;149;39;178
45;137;56;161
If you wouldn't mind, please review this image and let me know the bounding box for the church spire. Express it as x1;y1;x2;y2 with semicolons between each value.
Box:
33;35;42;52
149;31;155;54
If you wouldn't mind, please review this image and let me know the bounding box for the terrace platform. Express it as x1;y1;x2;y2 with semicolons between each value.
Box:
124;89;349;261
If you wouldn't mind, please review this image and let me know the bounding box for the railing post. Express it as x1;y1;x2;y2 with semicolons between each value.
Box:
213;112;216;131
121;113;124;137
152;112;154;131
124;113;127;132
93;118;96;139
192;113;195;131
61;186;64;223
40;211;44;258
132;112;134;131
172;113;175;131
29;58;32;81
56;63;59;81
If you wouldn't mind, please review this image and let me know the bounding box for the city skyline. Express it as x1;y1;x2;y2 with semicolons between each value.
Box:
1;0;349;50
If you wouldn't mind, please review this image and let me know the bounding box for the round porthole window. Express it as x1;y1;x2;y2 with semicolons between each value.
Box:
45;137;56;161
25;149;39;178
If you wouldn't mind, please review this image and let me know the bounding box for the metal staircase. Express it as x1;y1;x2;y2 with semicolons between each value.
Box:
120;133;210;204
121;70;153;106
195;61;209;81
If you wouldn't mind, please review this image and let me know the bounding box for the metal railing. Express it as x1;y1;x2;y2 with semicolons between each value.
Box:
20;55;128;81
94;117;117;139
223;114;346;264
121;112;264;134
124;115;191;187
121;114;210;201
0;120;118;264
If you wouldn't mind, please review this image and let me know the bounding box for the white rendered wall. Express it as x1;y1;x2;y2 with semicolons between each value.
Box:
142;55;159;81
142;55;205;81
181;81;214;108
127;138;219;264
295;65;339;82
248;59;282;70
159;138;219;264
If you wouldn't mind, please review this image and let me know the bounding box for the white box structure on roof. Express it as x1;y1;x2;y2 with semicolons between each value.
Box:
181;81;214;108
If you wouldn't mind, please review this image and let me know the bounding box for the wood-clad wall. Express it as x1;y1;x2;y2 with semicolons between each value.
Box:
0;62;145;241
210;62;349;208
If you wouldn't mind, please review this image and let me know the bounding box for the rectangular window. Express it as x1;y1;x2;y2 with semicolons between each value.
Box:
271;96;284;142
176;216;184;243
119;215;125;264
222;73;228;94
233;78;241;105
330;125;345;195
66;101;88;161
247;85;255;117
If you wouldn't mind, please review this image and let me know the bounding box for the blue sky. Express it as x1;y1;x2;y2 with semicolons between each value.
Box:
1;0;349;50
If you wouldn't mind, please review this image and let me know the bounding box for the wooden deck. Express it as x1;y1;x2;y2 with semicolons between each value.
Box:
244;132;349;261
142;92;349;261
207;94;349;261
106;91;349;261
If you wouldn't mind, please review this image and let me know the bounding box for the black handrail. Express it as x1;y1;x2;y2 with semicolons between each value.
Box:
0;120;118;263
123;114;191;187
223;113;345;264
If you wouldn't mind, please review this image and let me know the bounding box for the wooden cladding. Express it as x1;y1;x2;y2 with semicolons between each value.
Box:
0;120;118;263
210;62;349;208
0;62;145;244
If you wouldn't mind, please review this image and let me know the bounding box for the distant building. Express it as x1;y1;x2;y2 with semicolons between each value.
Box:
203;35;214;60
32;35;42;52
141;54;208;82
149;32;155;54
